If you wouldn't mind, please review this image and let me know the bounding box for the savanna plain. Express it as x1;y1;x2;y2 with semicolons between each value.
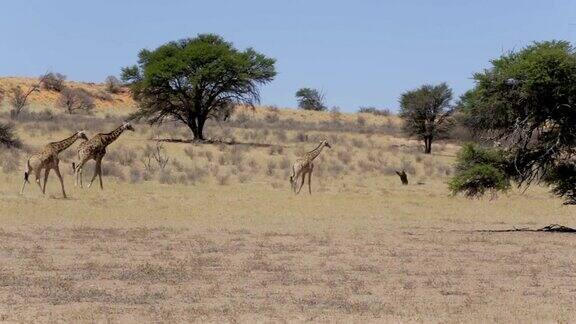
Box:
0;78;575;323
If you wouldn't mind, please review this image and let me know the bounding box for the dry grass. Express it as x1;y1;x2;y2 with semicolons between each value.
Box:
0;218;574;322
0;85;574;322
0;77;135;111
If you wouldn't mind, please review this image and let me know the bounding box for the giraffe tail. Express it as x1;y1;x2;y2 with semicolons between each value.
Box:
72;162;76;172
289;168;296;189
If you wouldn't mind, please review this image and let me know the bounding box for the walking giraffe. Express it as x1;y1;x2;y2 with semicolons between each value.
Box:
73;122;135;189
289;140;331;195
20;131;88;198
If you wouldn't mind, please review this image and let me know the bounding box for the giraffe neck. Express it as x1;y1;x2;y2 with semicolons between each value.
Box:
101;125;125;147
53;133;81;153
305;143;325;162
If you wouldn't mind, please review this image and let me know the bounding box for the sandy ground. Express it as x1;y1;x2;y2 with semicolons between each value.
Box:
1;175;575;323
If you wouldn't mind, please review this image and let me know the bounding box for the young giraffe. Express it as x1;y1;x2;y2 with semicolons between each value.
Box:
20;130;88;198
73;122;135;189
289;140;331;195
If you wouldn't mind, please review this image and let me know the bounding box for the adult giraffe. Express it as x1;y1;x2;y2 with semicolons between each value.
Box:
21;131;88;198
73;122;134;189
289;140;331;195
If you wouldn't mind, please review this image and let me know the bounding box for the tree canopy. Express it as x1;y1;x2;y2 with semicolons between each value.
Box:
122;34;276;140
453;41;576;204
295;88;326;111
399;83;453;154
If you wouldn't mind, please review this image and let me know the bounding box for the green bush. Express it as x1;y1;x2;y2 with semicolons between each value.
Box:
544;163;576;205
449;144;510;198
0;122;22;148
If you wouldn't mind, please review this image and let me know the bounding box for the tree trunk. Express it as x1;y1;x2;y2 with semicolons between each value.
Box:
196;116;206;141
188;116;205;141
424;137;432;154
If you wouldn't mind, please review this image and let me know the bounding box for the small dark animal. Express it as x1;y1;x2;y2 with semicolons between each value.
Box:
395;170;408;185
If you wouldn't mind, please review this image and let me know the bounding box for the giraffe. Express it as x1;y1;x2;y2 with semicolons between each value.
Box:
73;122;135;189
20;130;88;198
289;140;331;195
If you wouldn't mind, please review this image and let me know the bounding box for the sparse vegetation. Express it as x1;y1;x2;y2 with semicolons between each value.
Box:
9;84;39;119
104;75;122;94
140;142;170;172
358;106;391;116
57;87;95;114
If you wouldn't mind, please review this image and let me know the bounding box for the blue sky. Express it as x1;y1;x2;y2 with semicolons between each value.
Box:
1;0;575;111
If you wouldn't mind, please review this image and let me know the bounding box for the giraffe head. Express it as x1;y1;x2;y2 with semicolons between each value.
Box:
122;122;135;132
77;130;88;141
321;140;331;149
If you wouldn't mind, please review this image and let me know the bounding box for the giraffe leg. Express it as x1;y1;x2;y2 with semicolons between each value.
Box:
20;170;29;195
20;160;31;195
292;168;302;193
97;159;104;190
53;165;67;198
20;178;27;195
291;171;299;193
42;168;51;194
296;172;306;195
31;167;42;193
79;165;84;188
87;159;100;189
308;164;314;195
74;163;79;187
289;166;296;191
75;159;88;188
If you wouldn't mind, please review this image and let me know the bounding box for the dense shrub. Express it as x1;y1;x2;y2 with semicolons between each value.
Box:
456;41;576;204
544;162;576;205
41;72;66;92
449;144;510;198
358;106;391;116
295;88;326;111
0;122;22;148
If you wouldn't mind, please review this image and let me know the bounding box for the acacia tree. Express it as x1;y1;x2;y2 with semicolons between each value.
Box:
399;83;454;154
295;88;326;111
57;87;95;114
104;75;122;94
9;86;37;119
40;72;66;92
452;41;576;204
122;34;276;140
8;74;47;119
